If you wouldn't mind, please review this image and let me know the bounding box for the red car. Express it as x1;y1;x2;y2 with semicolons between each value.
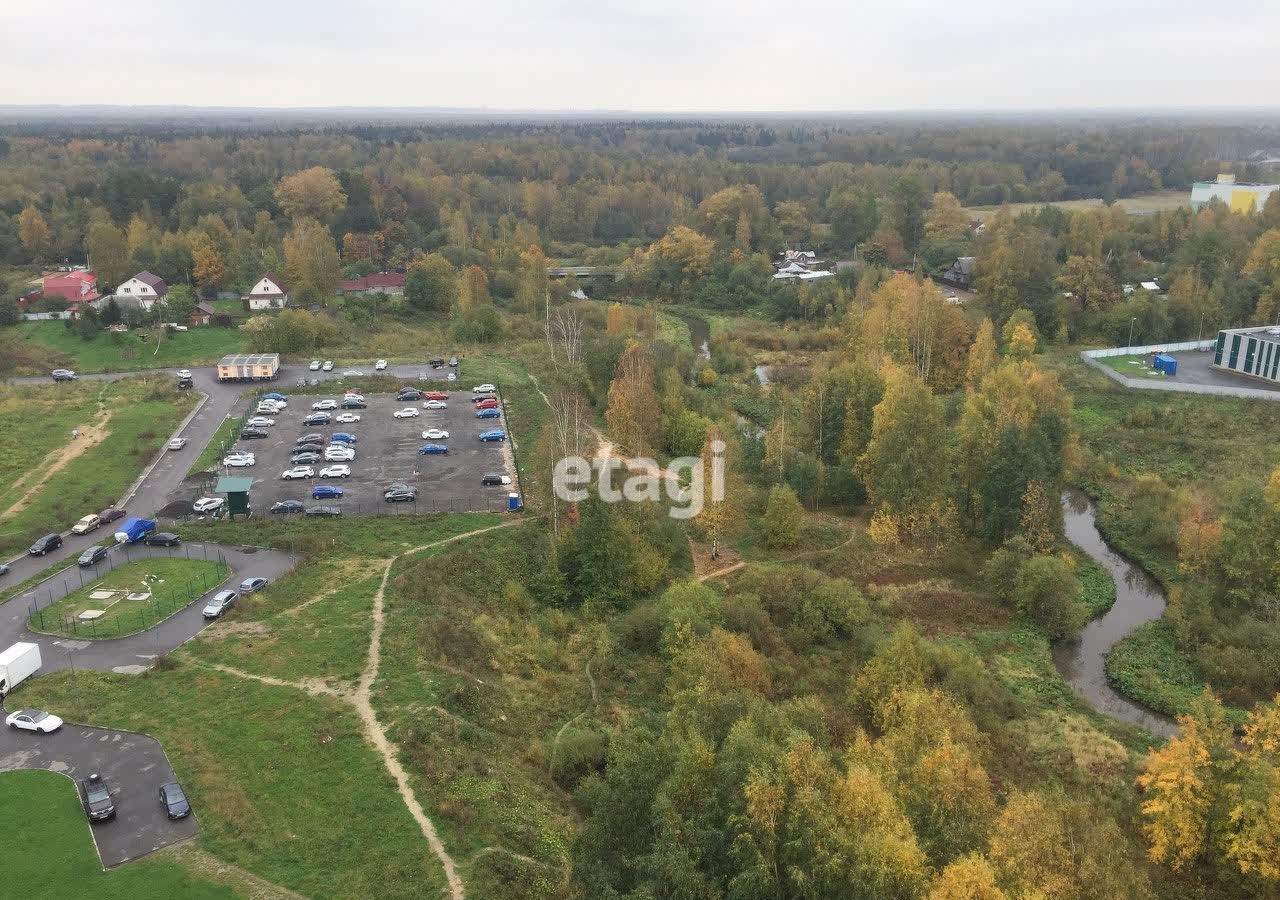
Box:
475;398;499;410
423;391;449;401
99;507;127;524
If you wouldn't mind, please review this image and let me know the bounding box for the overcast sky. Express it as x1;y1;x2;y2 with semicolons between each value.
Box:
3;0;1277;112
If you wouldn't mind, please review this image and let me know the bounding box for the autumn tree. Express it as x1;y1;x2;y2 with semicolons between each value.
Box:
695;425;745;559
457;265;491;314
17;205;50;261
965;318;997;390
605;343;661;456
404;252;457;313
190;232;226;291
1058;254;1119;311
274;166;346;221
925;192;970;244
85;221;130;287
1244;228;1280;285
858;273;971;392
282;218;341;302
761;484;804;549
515;244;549;312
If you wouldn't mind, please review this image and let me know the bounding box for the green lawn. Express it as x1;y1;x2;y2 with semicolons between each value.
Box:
29;558;230;639
4;321;244;374
0;769;241;900
1095;353;1167;379
0;377;197;558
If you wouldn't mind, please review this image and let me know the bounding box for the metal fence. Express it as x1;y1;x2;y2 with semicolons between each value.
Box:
24;542;230;640
159;495;512;522
1079;351;1280;403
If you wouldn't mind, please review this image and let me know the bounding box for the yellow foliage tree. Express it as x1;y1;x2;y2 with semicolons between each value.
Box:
274;166;346;221
966;318;997;391
927;855;1008;900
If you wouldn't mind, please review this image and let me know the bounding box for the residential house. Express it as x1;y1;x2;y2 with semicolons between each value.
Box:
189;302;218;327
941;256;977;288
243;273;290;310
337;271;406;296
114;272;169;310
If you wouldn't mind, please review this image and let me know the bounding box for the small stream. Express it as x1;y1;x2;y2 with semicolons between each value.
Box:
676;313;711;361
1053;490;1176;737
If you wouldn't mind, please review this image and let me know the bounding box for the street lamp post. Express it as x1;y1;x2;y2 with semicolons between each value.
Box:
1128;317;1137;351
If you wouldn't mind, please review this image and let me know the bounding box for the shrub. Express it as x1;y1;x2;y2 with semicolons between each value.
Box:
761;484;803;549
1012;555;1085;639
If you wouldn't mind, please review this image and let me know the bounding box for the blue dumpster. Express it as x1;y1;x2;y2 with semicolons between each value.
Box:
507;492;523;511
1153;353;1177;376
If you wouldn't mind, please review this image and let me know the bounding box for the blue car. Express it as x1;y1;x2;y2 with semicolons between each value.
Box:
475;408;501;419
478;429;506;442
330;432;357;444
311;484;344;499
262;392;287;402
419;443;449;455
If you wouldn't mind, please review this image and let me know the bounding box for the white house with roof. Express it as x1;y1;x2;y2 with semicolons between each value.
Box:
243;273;290;310
113;271;169;310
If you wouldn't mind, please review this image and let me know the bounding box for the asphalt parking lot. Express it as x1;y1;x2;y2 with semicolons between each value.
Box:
235;388;517;516
0;719;199;866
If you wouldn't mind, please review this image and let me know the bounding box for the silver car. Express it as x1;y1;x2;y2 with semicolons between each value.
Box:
202;590;238;619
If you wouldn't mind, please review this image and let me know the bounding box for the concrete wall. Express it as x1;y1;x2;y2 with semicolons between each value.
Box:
1083;340;1215;358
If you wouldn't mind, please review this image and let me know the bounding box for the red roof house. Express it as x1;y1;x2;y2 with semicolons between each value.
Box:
338;271;406;295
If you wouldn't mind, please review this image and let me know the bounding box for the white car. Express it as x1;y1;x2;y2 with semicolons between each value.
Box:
324;446;355;462
256;402;285;414
245;416;275;427
319;464;351;479
282;466;314;480
322;361;334;371
6;709;63;733
375;359;388;370
309;360;322;371
335;413;361;424
312;399;338;411
393;407;420;419
447;372;457;382
472;384;497;395
222;453;255;468
423;399;447;410
343;369;364;377
176;369;192;379
421;428;450;440
192;497;225;514
167;437;187;451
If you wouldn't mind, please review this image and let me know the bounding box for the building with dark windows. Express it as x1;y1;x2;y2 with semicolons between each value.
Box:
1213;326;1280;383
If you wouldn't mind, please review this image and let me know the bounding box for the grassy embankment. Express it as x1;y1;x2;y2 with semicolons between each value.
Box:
0;378;196;558
0;770;241;900
29;557;230;639
1;321;244;375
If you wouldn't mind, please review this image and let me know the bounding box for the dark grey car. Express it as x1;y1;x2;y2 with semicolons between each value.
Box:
159;781;190;819
81;773;116;822
78;545;109;567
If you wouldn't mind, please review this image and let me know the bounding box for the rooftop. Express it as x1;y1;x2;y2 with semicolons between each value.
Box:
217;353;280;366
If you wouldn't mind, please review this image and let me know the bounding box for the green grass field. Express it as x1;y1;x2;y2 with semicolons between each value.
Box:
0;378;196;558
3;322;245;375
190;416;244;474
1095;353;1168;379
30;558;230;639
0;770;240;900
965;189;1189;222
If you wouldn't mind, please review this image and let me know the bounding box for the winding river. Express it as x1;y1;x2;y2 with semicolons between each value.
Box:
1053;491;1177;737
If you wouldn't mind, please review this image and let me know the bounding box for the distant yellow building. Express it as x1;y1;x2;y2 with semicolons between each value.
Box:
1191;174;1278;213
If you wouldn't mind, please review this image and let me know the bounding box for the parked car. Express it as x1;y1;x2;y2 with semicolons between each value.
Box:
312;484;344;499
393;407;419;419
421;428;449;440
167;437;187;451
423;391;449;401
419;443;449;455
78;545;109;567
309;360;322;371
305;505;342;517
262;392;288;402
449;356;459;367
472;383;497;394
481;473;513;486
478;430;507;442
176;369;193;379
177;375;194;389
6;709;63;733
80;773;116;822
384;487;417;503
71;514;101;534
245;416;275;427
335;412;361;424
319;464;351;479
159;781;191;819
28;534;62;556
311;399;338;411
99;507;126;524
384;481;412;493
192;497;224;514
282;466;314;480
395;389;424;401
321;361;334;372
423;399;447;410
294;442;324;454
222;453;256;467
324;447;355;462
51;369;77;381
303;413;331;426
375;359;388;370
447;372;457;382
291;452;321;465
0;564;9;577
430;357;446;368
256;400;285;413
271;500;305;515
476;408;501;419
330;432;357;444
240;427;269;440
240;577;269;593
145;532;181;547
340;398;366;409
296;433;324;445
475;397;499;410
202;589;238;619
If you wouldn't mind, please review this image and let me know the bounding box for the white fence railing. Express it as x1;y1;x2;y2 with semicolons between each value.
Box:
1082;339;1215;358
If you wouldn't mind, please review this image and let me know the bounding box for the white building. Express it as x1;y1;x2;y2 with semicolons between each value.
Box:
243;273;289;310
1213;326;1280;383
1190;174;1279;214
113;271;169;310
